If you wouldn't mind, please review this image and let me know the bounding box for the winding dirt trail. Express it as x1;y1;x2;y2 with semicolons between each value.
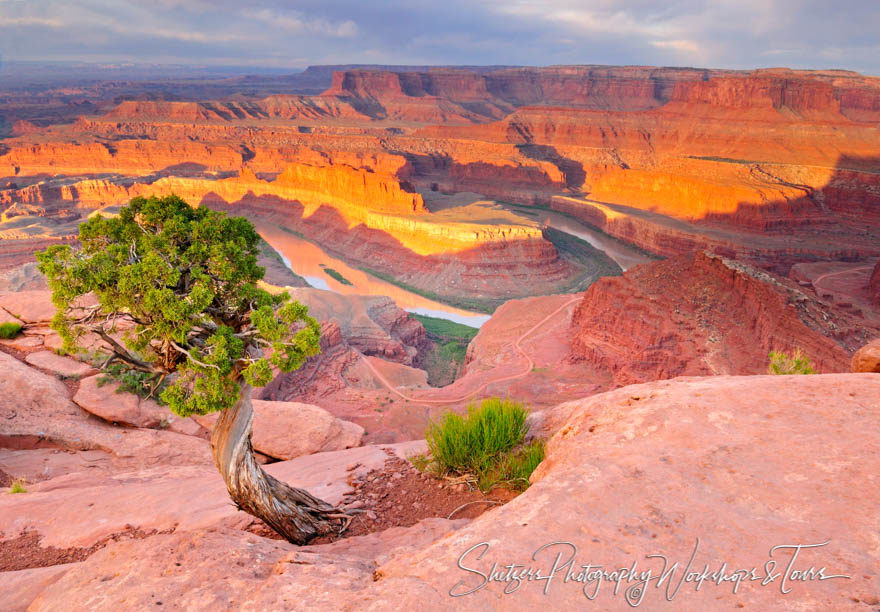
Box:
359;295;582;405
812;265;873;287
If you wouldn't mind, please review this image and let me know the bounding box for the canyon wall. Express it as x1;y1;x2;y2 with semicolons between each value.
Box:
2;63;879;305
871;260;880;306
104;97;370;122
549;196;873;272
568;251;875;387
0;162;607;309
231;198;588;309
0;159;425;216
322;66;880;119
411;69;880;241
0;167;565;258
0;140;246;177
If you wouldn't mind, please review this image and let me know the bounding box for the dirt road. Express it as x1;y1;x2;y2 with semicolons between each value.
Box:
359;296;582;405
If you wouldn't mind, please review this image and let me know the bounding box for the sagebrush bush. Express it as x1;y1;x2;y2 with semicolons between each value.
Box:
768;349;817;375
0;321;22;339
499;439;546;491
9;478;27;494
422;398;541;492
427;398;528;474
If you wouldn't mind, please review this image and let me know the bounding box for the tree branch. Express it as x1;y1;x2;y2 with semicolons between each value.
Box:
90;327;155;373
170;340;220;371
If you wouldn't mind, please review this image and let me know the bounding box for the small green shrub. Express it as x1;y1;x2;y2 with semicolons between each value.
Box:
497;439;545;491
768;349;817;375
407;452;434;474
9;478;27;494
427;398;528;474
0;321;23;339
422;398;541;492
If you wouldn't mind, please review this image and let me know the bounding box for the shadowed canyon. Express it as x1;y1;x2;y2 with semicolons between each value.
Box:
1;63;879;610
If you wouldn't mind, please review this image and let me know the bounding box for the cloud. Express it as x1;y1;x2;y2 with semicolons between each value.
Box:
0;15;62;27
246;8;357;38
651;39;700;54
0;0;877;74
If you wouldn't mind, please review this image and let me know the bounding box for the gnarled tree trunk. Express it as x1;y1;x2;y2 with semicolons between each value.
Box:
210;385;346;544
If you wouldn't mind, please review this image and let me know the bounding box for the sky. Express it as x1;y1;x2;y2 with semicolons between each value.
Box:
1;0;878;74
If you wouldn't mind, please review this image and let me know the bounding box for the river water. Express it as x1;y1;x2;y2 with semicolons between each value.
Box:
493;203;652;271
255;206;649;328
255;222;492;328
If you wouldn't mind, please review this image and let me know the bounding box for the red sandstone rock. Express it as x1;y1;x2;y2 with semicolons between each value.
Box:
72;375;169;429
870;260;880;306
105;96;369;123
0;169;594;305
194;399;364;461
236;200;583;305
0;440;424;550
0;351;208;466
569;251;876;386
24;351;96;378
16;374;880;610
0;349;75;418
282;289;428;366
0;140;244;177
0;308;21;325
364;374;880;610
0;290;55;323
851;338;880;373
6;65;879;276
22;516;465;611
3;565;74;612
248;400;364;459
0;262;48;292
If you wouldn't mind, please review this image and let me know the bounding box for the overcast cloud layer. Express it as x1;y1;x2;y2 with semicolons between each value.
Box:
0;0;878;74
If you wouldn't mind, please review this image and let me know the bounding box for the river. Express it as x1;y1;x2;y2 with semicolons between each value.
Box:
255;206;649;328
255;222;492;328
493;203;652;271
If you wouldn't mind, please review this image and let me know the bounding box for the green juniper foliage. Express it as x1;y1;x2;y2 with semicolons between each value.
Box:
36;195;320;417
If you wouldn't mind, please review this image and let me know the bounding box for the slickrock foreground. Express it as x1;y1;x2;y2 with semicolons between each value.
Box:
6;374;877;610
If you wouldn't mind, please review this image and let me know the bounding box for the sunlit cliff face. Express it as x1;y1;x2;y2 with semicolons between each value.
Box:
1;66;879;290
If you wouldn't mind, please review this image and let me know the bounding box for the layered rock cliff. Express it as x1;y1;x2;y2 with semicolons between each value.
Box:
0;165;606;309
323;65;732;119
0;160;425;218
871;260;880;306
568;251;876;387
549;195;876;272
412;69;880;243
3;63;879;301
104;97;369;122
233;198;595;309
0;140;245;177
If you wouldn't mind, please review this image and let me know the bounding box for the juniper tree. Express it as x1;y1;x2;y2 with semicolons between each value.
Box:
36;194;348;544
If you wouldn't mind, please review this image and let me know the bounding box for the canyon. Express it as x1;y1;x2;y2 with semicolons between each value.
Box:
1;62;878;609
569;251;879;387
1;60;878;447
